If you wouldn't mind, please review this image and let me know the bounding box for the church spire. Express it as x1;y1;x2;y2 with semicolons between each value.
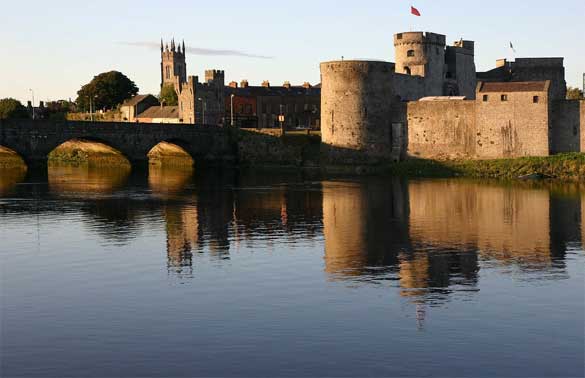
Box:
160;38;163;52
171;38;175;52
182;40;186;54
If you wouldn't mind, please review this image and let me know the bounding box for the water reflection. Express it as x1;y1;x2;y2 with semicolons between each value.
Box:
47;163;131;195
2;165;583;302
0;167;27;195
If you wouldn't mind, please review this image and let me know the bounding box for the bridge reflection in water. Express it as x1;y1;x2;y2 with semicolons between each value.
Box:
1;165;582;317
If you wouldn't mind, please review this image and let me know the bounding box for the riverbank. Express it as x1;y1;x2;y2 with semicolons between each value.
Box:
0;146;26;168
385;153;585;180
48;140;130;166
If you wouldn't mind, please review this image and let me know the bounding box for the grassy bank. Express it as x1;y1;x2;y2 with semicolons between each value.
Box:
0;146;26;168
48;140;131;166
386;153;585;180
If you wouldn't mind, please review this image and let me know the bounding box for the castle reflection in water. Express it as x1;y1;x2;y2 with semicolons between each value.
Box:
2;165;583;312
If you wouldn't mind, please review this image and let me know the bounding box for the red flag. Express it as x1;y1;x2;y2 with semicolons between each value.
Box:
411;6;421;16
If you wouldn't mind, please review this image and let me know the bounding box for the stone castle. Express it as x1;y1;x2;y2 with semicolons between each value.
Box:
321;31;584;162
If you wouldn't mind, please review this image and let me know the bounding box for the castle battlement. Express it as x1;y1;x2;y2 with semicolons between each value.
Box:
394;32;446;47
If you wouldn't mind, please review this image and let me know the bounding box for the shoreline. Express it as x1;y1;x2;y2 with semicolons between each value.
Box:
2;146;583;181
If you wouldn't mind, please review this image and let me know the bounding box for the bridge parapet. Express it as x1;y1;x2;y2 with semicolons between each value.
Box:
0;119;236;165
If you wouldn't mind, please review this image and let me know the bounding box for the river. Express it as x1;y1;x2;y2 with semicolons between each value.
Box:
1;165;583;377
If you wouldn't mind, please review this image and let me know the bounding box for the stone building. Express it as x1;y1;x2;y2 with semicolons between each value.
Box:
120;94;159;122
158;39;225;124
320;29;583;163
225;80;320;129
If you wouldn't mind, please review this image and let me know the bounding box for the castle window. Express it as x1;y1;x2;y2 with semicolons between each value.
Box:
407;50;415;57
501;94;508;102
397;33;403;39
533;96;539;103
483;95;489;102
404;67;411;75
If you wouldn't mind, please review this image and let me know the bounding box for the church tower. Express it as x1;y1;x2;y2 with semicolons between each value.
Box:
161;38;187;88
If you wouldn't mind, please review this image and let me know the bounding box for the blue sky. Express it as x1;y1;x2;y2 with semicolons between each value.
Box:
1;0;583;103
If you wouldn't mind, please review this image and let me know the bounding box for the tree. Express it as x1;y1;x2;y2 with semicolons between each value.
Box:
76;71;139;111
159;84;178;106
566;86;584;100
0;98;29;120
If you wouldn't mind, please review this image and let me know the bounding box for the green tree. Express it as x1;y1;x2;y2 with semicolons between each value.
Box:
0;98;29;120
566;86;584;100
76;71;139;111
159;84;178;106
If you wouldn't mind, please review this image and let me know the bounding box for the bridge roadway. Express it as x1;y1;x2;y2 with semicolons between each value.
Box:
0;119;236;165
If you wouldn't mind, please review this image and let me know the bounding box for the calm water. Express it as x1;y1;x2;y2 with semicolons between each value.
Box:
1;165;583;377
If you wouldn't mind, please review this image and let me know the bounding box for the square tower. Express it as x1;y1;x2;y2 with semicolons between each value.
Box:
161;39;187;88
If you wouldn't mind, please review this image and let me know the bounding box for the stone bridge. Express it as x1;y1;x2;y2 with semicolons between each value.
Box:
0;120;236;165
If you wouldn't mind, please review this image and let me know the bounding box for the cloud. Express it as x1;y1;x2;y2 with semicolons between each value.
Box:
119;41;272;59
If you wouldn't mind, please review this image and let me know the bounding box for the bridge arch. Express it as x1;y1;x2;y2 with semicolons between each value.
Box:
48;138;131;165
0;145;27;167
147;139;196;166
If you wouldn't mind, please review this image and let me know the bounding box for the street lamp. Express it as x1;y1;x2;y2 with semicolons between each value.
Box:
87;95;98;121
197;97;206;124
230;94;235;127
29;89;35;120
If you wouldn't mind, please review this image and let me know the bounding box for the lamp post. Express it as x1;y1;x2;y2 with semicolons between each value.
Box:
29;89;35;120
197;97;206;124
230;94;235;127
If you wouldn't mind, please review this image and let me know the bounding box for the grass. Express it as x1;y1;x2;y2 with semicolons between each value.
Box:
387;153;585;180
48;140;130;166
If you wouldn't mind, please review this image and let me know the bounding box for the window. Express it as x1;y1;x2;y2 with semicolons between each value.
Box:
483;95;489;102
407;50;415;57
404;67;411;75
533;96;539;103
396;33;403;39
446;72;453;79
501;94;508;102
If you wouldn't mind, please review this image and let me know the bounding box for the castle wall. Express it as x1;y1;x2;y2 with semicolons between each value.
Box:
393;73;426;101
475;84;551;158
406;100;476;159
445;45;477;99
582;101;585;152
550;100;582;153
403;84;553;160
512;58;566;100
320;60;396;164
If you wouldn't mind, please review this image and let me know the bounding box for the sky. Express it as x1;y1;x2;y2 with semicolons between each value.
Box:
1;0;583;103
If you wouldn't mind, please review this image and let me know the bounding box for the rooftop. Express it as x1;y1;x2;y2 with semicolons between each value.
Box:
122;94;156;107
478;81;548;93
137;106;179;119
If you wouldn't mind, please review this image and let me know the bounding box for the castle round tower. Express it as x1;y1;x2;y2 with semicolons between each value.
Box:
320;60;395;164
393;32;446;96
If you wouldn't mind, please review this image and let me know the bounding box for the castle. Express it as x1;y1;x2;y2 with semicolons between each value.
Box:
321;30;583;162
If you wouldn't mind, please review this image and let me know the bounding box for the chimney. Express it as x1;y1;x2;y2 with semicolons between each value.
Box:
302;82;312;89
262;80;270;88
27;101;32;108
283;81;291;89
229;81;238;88
240;80;249;88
